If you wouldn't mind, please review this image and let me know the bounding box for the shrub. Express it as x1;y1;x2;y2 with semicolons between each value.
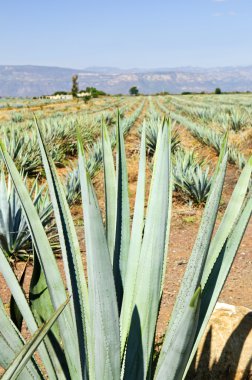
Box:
215;88;222;94
83;95;91;103
129;86;139;96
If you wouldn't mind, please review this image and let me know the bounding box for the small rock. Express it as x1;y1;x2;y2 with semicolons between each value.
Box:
177;260;187;265
187;304;252;379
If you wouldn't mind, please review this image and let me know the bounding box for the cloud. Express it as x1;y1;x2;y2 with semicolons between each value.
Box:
212;10;237;17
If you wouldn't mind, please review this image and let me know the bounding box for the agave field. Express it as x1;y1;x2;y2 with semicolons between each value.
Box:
0;94;251;379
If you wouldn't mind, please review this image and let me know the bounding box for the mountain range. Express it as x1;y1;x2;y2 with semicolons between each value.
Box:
1;65;252;97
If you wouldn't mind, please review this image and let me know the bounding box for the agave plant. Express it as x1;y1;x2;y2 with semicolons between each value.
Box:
144;118;180;157
176;165;211;204
228;146;246;169
65;103;145;204
173;150;212;204
11;112;25;123
1;128;42;174
229;109;248;132
0;171;55;260
159;105;247;170
42;118;77;158
0;117;251;380
64;138;106;205
2;128;24;161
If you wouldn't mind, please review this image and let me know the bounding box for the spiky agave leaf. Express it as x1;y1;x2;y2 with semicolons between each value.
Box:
0;142;82;379
102;120;116;261
2;299;69;380
155;137;229;379
113;112;130;311
120;123;146;357
35;118;89;379
182;157;252;379
124;120;172;379
0;246;58;379
78;137;121;379
0;297;44;380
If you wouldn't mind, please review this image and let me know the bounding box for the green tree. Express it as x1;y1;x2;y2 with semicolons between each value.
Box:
129;86;139;96
215;87;221;94
71;75;79;97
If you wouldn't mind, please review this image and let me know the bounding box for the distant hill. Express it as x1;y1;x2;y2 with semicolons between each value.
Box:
1;65;252;97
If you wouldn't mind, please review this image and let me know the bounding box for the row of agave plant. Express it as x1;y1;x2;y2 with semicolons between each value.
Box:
168;93;252;111
1;127;67;174
165;96;230;115
145;101;212;204
0;102;145;261
186;93;252;110
65;101;145;203
0;115;251;379
7;95;127;123
169;98;250;132
156;100;247;170
0;98;62;111
0;98;136;175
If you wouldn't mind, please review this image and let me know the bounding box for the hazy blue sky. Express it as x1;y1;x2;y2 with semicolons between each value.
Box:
1;0;251;69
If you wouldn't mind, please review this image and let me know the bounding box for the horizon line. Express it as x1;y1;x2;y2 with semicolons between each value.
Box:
1;63;252;72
